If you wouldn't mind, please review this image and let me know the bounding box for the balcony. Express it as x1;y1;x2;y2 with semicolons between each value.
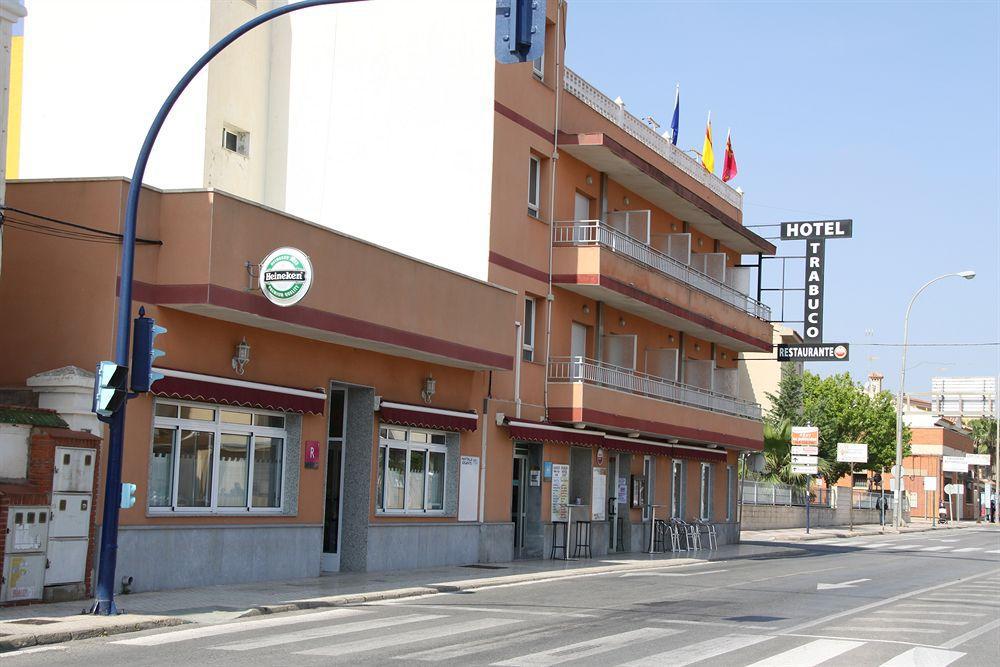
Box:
549;356;762;421
563;68;741;211
554;221;770;321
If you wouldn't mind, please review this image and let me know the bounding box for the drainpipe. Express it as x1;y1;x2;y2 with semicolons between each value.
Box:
514;321;523;418
542;0;565;420
479;396;489;524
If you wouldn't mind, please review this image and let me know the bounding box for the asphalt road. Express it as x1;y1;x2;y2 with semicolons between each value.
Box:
7;527;1000;666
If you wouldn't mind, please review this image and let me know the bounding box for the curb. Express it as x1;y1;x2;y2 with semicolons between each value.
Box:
0;617;185;653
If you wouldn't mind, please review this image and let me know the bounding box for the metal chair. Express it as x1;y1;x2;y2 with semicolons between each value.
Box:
697;519;719;550
652;519;669;553
667;519;683;552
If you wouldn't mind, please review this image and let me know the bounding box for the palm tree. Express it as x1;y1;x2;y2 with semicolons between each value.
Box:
751;420;833;488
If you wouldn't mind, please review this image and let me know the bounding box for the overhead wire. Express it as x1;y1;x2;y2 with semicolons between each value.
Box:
0;205;162;245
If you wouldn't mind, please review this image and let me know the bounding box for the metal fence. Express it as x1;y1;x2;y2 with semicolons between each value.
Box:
552;222;771;321
741;480;833;507
549;356;762;421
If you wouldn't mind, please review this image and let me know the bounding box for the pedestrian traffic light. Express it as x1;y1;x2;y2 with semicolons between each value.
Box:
495;0;546;64
120;482;137;509
93;361;128;420
130;309;166;393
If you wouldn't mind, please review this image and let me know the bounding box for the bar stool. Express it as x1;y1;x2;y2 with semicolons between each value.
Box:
652;519;668;553
550;521;569;559
573;520;592;558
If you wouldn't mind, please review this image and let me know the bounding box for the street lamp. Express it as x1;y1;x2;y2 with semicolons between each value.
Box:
893;271;976;529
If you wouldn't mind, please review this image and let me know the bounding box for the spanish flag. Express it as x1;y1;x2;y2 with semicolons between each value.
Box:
701;112;714;173
722;129;738;182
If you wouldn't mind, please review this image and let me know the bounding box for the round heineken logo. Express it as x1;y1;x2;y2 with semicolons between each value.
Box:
259;247;312;307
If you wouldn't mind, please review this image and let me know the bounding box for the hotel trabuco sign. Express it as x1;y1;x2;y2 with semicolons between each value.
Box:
259;247;313;307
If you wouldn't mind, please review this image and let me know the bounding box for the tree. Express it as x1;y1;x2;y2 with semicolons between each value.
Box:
799;372;909;485
765;363;803;426
968;417;997;456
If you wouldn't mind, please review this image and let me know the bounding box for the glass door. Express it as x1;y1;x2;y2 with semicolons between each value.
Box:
512;455;528;555
607;455;618;551
322;388;347;572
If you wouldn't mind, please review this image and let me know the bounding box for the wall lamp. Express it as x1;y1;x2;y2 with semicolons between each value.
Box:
421;375;437;404
232;337;251;375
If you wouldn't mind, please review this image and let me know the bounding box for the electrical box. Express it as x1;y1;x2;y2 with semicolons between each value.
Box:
44;539;88;586
49;493;90;539
1;553;47;602
52;447;95;493
5;506;49;554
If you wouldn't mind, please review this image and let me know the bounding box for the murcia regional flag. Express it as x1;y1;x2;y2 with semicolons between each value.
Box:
722;129;738;182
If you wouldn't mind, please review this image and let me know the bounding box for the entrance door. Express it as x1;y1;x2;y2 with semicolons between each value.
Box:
574;192;591;221
571;322;588;379
322;388;347;572
512;454;528;555
607;455;619;551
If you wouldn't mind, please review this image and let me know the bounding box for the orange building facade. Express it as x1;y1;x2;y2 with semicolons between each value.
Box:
0;3;774;592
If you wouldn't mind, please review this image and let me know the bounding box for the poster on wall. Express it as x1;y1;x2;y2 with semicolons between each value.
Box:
592;468;607;520
458;455;480;522
617;477;628;504
550;464;570;522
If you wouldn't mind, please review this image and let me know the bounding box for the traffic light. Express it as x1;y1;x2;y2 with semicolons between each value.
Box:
130;310;166;393
495;0;546;64
120;482;137;509
93;361;128;420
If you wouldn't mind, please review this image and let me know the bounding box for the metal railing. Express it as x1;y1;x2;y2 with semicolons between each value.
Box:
742;480;833;507
553;221;771;320
549;356;762;421
563;67;743;210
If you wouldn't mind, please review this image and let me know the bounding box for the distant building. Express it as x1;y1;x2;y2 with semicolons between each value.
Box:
738;324;803;417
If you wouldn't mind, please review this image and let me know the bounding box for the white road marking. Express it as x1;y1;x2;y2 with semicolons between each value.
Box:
649;619;776;630
401;626;569;662
951;547;982;553
0;646;66;658
921;546;950;552
211;613;444;651
817;578;871;591
879;646;964;666
491;627;680;666
111;608;366;646
619;633;774;667
986;550;1000;554
828;627;944;634
744;638;863;667
621;569;728;578
782;567;1000;634
939;618;1000;649
872;609;984;617
888;544;922;550
857;617;968;626
921;592;996;599
378;603;596;618
859;543;894;549
295;617;520;657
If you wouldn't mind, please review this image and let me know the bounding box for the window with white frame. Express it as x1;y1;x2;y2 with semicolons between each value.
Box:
671;460;683;518
726;465;735;521
376;425;447;514
522;297;536;362
150;400;285;513
532;52;544;80
700;463;712;520
527;155;541;217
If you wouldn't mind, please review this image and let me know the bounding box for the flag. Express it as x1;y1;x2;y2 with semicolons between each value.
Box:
668;84;679;145
701;112;714;173
722;129;738;182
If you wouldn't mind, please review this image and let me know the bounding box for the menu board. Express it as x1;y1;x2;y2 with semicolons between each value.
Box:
551;464;570;521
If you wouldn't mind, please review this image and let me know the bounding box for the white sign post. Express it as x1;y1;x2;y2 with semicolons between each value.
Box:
837;443;868;532
942;456;969;473
791;427;820;533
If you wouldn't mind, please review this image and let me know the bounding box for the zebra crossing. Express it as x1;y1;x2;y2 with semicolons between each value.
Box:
806;538;1000;554
108;605;977;666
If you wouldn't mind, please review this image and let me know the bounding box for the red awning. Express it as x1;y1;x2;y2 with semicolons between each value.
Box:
603;435;673;457
378;401;479;432
669;445;728;463
506;421;606;447
151;368;326;415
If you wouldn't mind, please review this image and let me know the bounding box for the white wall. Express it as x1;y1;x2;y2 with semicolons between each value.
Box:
18;0;211;189
280;0;496;281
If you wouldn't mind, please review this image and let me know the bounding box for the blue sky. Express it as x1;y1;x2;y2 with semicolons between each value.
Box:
565;0;999;397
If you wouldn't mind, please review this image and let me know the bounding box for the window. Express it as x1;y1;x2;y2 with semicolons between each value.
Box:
532;52;544;80
222;126;250;156
377;426;448;514
700;463;712;520
726;465;735;521
852;473;869;489
527;155;541;217
671;460;683;518
151;400;285;513
522;297;536;362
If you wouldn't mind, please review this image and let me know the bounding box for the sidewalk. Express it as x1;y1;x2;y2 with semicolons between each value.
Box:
0;541;798;652
741;518;989;544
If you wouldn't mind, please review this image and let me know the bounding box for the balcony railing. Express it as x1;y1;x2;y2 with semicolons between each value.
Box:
549;356;762;421
563;68;743;210
553;221;771;321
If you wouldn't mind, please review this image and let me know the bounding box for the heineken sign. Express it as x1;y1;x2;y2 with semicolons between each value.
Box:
259;247;313;307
